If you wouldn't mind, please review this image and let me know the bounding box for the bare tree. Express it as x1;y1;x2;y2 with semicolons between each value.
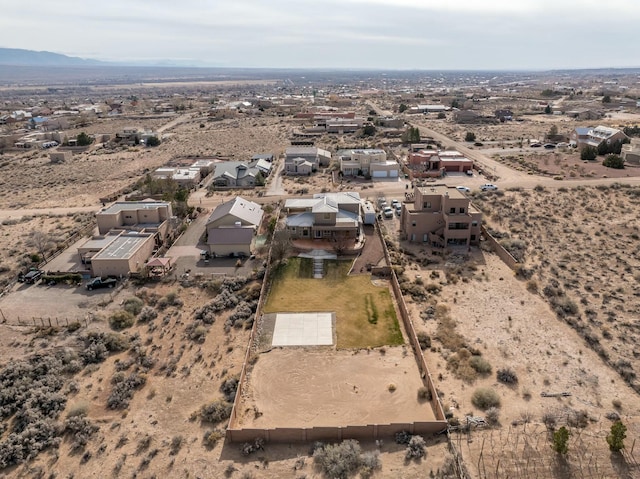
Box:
332;235;352;256
28;231;53;264
270;230;291;264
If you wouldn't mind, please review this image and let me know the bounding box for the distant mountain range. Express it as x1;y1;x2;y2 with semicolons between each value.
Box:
0;48;105;66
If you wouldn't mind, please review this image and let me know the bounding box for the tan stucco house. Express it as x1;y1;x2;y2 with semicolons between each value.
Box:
401;186;481;248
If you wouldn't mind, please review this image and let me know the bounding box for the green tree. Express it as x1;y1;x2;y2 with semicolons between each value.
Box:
544;105;552;114
451;99;460;109
603;154;624;169
465;132;476;142
541;89;557;97
362;124;377;137
607;421;627;452
548;124;558;137
410;127;421;142
602;95;611;103
398;103;408;113
552;426;570;455
437;112;446;119
581;146;597;161
255;171;265;187
76;132;93;146
145;136;160;147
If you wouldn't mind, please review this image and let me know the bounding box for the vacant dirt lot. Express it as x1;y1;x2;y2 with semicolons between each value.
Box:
237;346;434;428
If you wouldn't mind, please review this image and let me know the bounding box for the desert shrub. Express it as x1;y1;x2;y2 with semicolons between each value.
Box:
496;368;518;385
0;350;88;468
542;412;557;430
313;439;380;479
185;321;208;343
63;412;98;452
567;409;589;428
123;297;144;316
471;388;501;410
607;421;627;452
169;435;183;455
417;386;432;402
199;400;232;424
226;301;257;330
485;407;500;426
137;306;158;323
220;376;239;402
109;310;135;330
241;437;265;456
395;430;412;445
552;426;570;454
470;356;492;375
416;331;431;350
81;332;128;365
107;373;147;409
204;429;225;448
405;435;426;460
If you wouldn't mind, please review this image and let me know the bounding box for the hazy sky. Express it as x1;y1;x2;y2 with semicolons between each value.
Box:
2;0;640;69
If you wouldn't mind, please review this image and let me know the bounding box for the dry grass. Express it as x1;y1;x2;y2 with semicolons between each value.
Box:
263;258;403;348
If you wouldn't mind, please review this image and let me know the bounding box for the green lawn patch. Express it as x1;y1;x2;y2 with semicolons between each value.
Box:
264;258;403;348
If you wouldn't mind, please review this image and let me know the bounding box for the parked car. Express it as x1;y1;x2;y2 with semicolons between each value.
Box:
19;268;44;284
456;186;471;193
395;204;402;215
556;142;569;148
543;143;556;149
466;169;474;176
390;199;399;207
480;184;499;191
530;142;542;148
86;277;117;291
383;206;394;218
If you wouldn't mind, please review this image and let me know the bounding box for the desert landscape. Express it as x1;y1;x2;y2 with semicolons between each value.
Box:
0;65;639;479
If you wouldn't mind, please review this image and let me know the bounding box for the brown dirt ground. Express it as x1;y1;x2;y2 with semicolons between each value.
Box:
236;346;434;429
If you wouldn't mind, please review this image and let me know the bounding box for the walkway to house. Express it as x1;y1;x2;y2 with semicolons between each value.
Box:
298;249;338;279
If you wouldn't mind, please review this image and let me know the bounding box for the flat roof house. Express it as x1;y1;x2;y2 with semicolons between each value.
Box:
401;185;481;248
96;201;173;241
338;149;398;178
205;197;264;256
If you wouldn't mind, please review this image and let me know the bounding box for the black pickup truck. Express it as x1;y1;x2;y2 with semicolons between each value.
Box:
18;269;44;284
86;277;117;291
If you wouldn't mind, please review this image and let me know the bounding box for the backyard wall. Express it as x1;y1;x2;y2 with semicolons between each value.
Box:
226;214;448;442
480;225;519;270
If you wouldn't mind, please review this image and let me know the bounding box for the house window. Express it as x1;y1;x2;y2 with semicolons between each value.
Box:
291;227;296;233
324;213;330;220
471;221;478;227
315;230;322;238
412;221;417;227
423;201;431;209
449;207;455;214
125;215;132;219
471;235;476;241
303;229;309;237
459;208;465;214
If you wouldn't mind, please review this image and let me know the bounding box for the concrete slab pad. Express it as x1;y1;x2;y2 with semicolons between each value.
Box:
272;312;334;347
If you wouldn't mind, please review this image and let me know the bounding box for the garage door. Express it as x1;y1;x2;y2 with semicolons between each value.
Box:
372;171;387;178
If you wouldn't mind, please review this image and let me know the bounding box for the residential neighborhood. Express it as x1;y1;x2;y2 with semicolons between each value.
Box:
0;57;640;479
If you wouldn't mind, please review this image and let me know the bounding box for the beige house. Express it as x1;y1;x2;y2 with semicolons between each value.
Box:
339;149;399;178
284;192;361;240
621;138;640;165
97;201;173;241
205;197;264;256
90;232;156;277
401;186;481;248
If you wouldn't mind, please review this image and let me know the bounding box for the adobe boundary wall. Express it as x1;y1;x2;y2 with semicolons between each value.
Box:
480;225;520;270
226;216;447;442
